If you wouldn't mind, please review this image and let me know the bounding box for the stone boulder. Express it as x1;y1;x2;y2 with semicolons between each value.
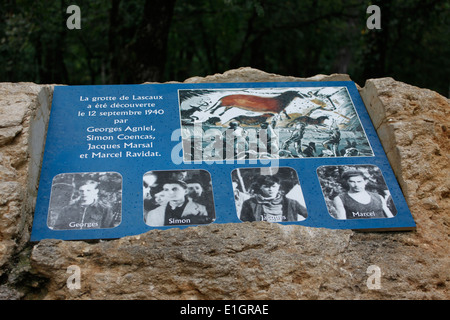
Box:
0;68;448;300
0;83;53;294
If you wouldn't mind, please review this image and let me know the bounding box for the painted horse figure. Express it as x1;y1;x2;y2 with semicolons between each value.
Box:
192;90;308;124
288;115;329;127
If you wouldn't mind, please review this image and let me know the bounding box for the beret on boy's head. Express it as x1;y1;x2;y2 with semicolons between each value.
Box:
163;179;188;189
341;170;366;181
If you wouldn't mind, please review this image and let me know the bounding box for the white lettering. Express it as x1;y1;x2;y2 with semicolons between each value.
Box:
66;5;81;30
66;265;81;290
367;265;381;290
366;5;381;30
168;218;191;224
352;211;376;217
68;221;99;228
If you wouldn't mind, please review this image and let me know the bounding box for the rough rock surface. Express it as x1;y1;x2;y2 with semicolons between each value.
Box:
0;83;53;299
0;68;448;300
360;78;449;251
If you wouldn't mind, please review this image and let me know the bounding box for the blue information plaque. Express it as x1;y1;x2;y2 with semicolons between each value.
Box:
30;81;416;241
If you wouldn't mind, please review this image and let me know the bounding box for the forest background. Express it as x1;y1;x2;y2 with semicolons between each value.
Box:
1;0;448;97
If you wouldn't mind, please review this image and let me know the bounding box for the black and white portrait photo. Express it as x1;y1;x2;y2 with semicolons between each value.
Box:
47;172;122;230
317;165;397;220
178;87;374;162
231;167;307;223
143;169;216;227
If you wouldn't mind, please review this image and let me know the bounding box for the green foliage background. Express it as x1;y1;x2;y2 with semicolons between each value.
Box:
1;0;448;96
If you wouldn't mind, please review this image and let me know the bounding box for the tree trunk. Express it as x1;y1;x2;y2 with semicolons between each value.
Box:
119;0;176;83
